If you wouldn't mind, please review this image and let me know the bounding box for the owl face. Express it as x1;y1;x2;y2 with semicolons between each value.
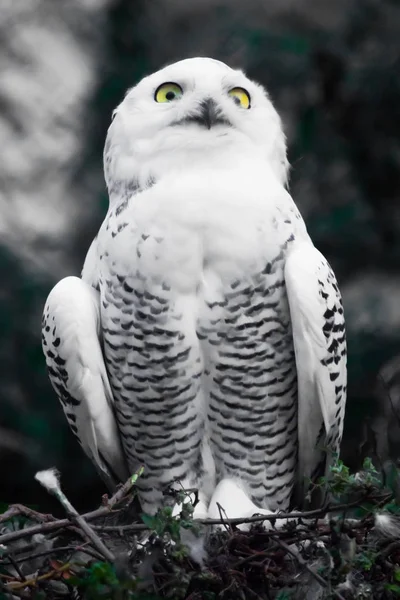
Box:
104;58;288;193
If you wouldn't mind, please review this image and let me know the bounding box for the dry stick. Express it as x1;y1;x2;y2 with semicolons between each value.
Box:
6;561;73;591
378;539;400;560
35;469;115;563
272;536;346;600
216;502;233;534
1;532;67;559
199;493;390;526
92;494;388;532
36;467;143;562
57;496;114;563
0;492;388;547
0;514;97;546
6;555;26;582
0;468;143;547
0;505;56;525
1;544;103;567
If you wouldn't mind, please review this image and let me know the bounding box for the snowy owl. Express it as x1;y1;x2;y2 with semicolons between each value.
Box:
42;57;347;521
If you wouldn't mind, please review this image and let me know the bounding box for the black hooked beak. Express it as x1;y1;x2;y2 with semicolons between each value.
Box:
171;97;232;129
198;98;221;129
180;98;231;130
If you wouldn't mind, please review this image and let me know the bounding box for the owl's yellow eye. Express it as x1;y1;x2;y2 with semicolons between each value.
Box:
228;87;251;109
155;82;183;103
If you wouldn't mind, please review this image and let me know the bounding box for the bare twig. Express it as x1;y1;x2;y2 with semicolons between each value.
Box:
216;502;233;534
272;536;346;600
378;539;400;560
0;486;390;560
0;514;90;546
198;493;390;527
6;554;26;582
0;489;389;549
0;467;144;547
5;561;73;591
0;533;60;558
1;543;102;566
37;470;115;562
0;505;56;525
91;494;387;532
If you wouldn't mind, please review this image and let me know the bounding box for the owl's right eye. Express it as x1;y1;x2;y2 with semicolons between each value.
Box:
154;82;183;103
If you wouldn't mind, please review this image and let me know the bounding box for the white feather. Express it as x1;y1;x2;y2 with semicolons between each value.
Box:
35;468;60;493
374;513;400;538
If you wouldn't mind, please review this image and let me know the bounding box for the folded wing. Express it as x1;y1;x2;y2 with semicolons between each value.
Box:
42;276;128;490
285;243;347;505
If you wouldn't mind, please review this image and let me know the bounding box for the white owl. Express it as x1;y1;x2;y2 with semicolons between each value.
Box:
42;57;347;522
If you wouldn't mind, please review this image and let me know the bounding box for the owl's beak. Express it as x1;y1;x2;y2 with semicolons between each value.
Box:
171;97;231;129
197;98;222;129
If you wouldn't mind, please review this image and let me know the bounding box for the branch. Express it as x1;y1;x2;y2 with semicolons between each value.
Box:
0;504;56;525
0;484;387;548
35;469;116;562
2;543;103;566
272;536;346;600
5;561;73;592
0;468;143;547
92;494;386;532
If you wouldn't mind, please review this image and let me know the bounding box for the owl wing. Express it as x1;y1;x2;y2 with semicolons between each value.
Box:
284;242;347;505
42;275;129;490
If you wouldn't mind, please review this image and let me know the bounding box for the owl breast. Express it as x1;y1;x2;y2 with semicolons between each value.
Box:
98;167;299;513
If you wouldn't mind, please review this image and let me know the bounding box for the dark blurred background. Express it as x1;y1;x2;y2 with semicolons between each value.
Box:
1;0;399;514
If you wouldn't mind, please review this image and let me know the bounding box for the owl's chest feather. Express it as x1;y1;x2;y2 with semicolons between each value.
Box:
100;171;297;296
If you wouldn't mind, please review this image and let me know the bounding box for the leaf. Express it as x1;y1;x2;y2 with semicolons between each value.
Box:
141;513;156;529
384;502;400;515
353;502;376;518
163;506;173;517
131;465;144;485
363;457;378;472
385;583;400;595
180;519;194;529
276;591;293;600
355;550;377;572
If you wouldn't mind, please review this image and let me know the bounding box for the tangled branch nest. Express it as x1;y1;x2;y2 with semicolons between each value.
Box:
1;459;400;599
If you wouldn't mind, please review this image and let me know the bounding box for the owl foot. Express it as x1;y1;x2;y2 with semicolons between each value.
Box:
207;478;287;531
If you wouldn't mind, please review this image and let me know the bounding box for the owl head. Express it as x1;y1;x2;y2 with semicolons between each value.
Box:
104;57;289;196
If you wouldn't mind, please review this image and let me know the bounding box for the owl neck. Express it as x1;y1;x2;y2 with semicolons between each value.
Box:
105;133;287;204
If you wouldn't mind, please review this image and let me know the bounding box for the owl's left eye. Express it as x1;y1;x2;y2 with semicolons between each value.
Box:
155;82;183;103
228;87;251;109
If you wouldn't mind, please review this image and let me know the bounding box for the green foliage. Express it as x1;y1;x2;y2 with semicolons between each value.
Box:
385;584;400;596
70;561;149;600
354;548;378;572
275;591;293;600
319;456;384;501
325;457;357;495
141;489;200;546
141;506;182;543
